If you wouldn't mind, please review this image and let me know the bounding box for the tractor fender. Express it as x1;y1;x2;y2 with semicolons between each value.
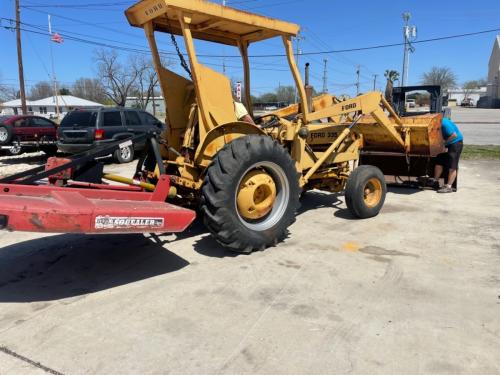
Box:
194;122;266;166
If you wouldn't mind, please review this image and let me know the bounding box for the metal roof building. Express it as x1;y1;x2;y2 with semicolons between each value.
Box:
0;95;104;118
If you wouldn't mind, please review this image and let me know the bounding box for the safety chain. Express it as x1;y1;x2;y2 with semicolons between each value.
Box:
166;17;193;80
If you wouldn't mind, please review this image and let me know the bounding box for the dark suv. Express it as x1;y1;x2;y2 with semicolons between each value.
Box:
58;108;164;163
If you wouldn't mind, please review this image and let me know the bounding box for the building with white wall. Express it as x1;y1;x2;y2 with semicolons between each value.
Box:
125;96;166;117
485;36;500;108
447;87;487;107
0;95;104;118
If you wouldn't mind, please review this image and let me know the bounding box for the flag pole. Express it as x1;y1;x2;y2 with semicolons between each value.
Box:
48;14;60;119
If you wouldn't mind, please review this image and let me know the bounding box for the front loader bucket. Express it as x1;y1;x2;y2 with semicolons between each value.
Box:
0;183;195;234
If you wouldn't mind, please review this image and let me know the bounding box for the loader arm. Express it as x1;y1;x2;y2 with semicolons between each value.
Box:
307;92;406;150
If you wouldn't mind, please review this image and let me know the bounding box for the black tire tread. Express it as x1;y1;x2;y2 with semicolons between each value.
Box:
345;165;386;219
201;135;300;253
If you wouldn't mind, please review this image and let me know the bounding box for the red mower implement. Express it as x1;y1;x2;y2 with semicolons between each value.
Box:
0;133;195;235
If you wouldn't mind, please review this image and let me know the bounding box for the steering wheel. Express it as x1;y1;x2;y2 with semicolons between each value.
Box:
255;114;281;129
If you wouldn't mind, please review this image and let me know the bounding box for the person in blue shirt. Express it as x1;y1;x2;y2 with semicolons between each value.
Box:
432;117;464;193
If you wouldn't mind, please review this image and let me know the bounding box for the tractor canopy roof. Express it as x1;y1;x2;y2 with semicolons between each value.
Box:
125;0;300;46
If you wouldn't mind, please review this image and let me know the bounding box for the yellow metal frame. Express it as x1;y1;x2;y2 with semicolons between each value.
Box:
126;0;432;194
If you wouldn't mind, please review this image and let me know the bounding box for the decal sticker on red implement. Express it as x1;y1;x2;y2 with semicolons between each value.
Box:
95;216;164;229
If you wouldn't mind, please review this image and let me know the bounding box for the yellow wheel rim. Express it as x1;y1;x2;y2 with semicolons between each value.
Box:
364;178;382;208
237;169;277;220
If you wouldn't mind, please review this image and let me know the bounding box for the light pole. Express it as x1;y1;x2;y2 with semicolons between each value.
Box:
401;12;417;87
322;58;328;94
293;32;304;103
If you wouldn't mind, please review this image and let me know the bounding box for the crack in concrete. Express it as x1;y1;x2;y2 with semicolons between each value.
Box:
0;346;65;375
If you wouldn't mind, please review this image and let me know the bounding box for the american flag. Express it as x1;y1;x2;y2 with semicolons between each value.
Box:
51;32;63;44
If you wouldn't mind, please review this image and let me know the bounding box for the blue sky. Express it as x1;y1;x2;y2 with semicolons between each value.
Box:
1;0;499;97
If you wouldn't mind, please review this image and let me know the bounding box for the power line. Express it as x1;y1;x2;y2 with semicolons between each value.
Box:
302;26;376;77
1;20;290;74
2;16;499;60
20;5;145;41
17;2;132;8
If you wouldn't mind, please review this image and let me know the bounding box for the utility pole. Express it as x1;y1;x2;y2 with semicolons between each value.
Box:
293;32;304;103
401;12;417;87
373;74;378;91
356;65;360;96
322;58;328;93
15;0;27;115
48;15;60;118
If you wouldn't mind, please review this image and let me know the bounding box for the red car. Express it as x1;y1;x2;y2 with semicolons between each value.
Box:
0;115;58;156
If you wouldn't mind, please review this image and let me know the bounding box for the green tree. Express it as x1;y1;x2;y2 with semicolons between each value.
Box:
384;70;399;104
59;87;71;95
421;66;457;91
384;70;400;83
256;92;278;103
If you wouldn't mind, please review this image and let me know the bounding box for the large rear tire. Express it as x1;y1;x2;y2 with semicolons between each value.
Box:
345;165;386;218
201;135;300;253
0;125;13;146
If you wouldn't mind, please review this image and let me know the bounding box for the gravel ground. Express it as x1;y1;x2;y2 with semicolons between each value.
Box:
0;151;135;180
0;152;48;179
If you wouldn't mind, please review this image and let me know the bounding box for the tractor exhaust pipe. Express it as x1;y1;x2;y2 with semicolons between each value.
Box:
304;62;314;112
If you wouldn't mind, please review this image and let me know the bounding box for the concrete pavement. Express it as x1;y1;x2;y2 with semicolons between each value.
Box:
451;107;500;145
0;159;499;374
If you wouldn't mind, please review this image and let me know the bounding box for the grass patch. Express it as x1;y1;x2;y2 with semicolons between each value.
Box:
462;145;500;160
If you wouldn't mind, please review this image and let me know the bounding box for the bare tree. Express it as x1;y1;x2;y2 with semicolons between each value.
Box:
72;77;107;103
421;67;457;91
95;49;139;107
129;55;159;110
0;73;18;102
29;81;53;100
276;86;295;103
0;85;18;102
463;80;480;100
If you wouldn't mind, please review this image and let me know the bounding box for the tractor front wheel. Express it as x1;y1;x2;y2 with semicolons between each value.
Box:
345;165;386;219
201;135;300;253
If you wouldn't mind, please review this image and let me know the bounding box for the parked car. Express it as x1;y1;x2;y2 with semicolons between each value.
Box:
406;99;416;109
0;115;58;156
460;98;475;107
57;108;165;163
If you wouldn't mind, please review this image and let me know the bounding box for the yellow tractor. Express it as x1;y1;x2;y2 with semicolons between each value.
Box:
124;0;444;252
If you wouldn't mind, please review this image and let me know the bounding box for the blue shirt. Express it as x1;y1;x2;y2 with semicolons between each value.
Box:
441;118;463;146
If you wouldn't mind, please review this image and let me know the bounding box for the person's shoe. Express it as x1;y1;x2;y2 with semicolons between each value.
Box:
437;185;453;193
426;178;440;190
